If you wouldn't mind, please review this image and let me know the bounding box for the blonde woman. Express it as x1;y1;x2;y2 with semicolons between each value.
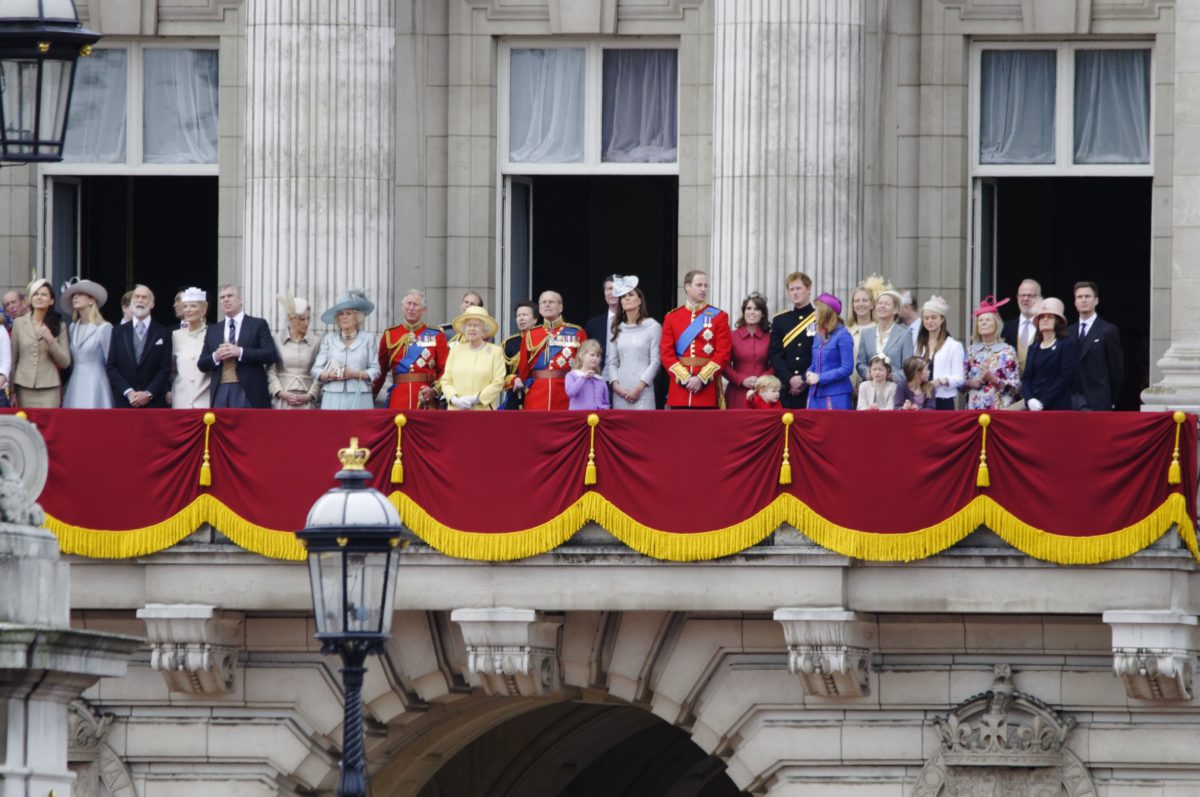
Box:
12;278;71;408
312;291;380;410
60;278;112;408
171;287;211;408
441;306;506;410
964;296;1021;410
267;295;322;409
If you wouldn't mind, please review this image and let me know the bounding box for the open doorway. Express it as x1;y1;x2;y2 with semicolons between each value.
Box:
49;176;219;327
989;177;1151;411
505;175;678;330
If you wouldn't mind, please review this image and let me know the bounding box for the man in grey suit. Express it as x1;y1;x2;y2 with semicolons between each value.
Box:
1066;281;1123;411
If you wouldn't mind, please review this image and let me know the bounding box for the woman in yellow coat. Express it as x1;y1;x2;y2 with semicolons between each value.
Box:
441;306;506;410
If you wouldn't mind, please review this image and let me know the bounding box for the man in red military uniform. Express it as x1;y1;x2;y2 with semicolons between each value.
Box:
374;288;450;410
515;290;587;410
660;270;732;408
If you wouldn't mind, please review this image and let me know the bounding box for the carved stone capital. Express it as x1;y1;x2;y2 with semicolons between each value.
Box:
1103;610;1198;701
137;603;244;695
773;608;874;697
451;608;563;697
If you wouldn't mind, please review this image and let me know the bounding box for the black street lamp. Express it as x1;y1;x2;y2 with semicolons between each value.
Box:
298;438;407;797
0;0;100;162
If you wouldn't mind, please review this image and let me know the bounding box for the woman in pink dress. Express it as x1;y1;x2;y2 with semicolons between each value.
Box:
724;293;772;409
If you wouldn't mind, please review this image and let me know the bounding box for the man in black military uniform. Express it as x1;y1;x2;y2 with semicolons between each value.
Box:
768;271;817;409
500;300;538;409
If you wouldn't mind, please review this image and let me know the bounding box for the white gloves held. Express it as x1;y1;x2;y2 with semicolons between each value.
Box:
1027;398;1043;412
450;395;480;409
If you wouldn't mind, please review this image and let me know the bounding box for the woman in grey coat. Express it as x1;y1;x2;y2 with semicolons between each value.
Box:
603;276;660;410
855;288;913;383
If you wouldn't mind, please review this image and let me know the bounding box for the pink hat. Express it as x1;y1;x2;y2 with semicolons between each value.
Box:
1033;297;1067;323
815;293;842;316
973;295;1010;316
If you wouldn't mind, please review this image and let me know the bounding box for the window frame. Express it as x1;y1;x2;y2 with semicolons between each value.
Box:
498;38;680;176
41;38;220;177
969;40;1155;177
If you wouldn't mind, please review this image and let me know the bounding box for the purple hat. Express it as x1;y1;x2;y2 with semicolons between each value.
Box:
815;293;842;316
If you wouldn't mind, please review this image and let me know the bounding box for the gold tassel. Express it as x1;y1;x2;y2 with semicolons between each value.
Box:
779;412;794;485
199;412;215;487
585;413;600;485
1169;410;1185;485
14;411;26;421
976;413;991;488
391;414;407;484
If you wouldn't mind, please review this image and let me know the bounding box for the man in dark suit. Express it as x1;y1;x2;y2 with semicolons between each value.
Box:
106;284;172;408
584;275;618;367
768;271;817;409
1001;278;1042;373
198;284;279;408
1067;280;1123;411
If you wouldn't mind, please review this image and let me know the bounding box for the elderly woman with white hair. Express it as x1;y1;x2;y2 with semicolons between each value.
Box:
312;291;380;409
268;295;322;409
964;295;1021;410
170;287;211;409
440;306;506;410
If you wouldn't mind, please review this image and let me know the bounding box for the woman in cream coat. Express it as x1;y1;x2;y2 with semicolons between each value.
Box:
441;306;506;410
267;295;321;409
312;291;380;409
171;287;211;408
12;278;71;408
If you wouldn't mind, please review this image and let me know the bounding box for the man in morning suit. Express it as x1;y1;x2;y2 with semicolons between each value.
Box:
584;275;618;367
768;271;817;409
1067;280;1123;411
660;270;731;409
106;284;172;408
1001;278;1042;372
373;288;449;410
515;291;587;410
198;284;279;408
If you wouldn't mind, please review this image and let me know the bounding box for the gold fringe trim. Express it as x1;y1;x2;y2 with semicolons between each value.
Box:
45;494;306;561
42;491;1198;566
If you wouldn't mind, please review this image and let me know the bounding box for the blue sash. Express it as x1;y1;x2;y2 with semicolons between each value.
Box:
675;306;720;357
534;328;577;370
393;338;430;375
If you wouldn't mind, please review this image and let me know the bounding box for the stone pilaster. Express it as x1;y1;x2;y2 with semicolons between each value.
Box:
243;0;394;330
710;0;865;307
1143;5;1200;410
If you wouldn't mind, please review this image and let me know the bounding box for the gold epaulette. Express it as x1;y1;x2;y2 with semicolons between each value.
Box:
773;308;795;318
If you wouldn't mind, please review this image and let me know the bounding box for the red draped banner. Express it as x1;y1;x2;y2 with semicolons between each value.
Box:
16;408;1196;564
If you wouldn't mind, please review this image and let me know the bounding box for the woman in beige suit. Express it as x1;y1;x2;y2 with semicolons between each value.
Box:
171;287;211;409
267;295;321;409
12;279;71;408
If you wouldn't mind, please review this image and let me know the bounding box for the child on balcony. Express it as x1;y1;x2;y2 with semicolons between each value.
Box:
566;339;610;411
857;355;896;410
746;374;782;409
896;356;934;410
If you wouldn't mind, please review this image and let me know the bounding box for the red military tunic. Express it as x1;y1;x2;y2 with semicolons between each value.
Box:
660;302;732;408
374;322;450;410
517;319;587;411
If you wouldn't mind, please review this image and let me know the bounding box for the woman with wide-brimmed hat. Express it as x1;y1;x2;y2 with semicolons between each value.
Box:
267;294;322;409
440;305;506;410
1021;297;1076;411
60;277;112;408
170;286;211;409
12;278;71;408
311;290;380;409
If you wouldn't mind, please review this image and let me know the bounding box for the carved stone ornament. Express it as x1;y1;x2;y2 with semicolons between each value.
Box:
912;665;1097;797
136;604;244;695
0;415;48;526
451;608;564;697
1104;610;1198;701
69;699;137;797
773;608;873;697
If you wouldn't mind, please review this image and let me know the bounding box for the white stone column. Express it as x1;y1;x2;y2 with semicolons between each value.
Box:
711;0;865;308
1144;6;1200;410
243;1;394;330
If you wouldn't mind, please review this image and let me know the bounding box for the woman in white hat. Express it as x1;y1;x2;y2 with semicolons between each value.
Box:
11;278;70;408
170;287;211;409
60;278;112;409
311;290;380;409
267;295;322;409
915;295;964;410
440;306;506;410
603;275;660;410
1020;297;1077;411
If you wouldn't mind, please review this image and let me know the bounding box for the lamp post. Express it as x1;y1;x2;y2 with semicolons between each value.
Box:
298;438;407;797
0;0;100;162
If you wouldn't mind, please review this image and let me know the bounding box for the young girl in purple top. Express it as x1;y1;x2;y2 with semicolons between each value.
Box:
566;339;610;410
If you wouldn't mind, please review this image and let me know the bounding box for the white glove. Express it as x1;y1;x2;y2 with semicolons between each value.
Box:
1027;398;1043;412
464;395;480;407
450;396;470;409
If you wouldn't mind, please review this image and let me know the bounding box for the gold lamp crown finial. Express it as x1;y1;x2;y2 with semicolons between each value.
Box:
338;438;370;471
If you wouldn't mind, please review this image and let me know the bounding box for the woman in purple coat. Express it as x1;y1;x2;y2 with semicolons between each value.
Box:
805;294;855;410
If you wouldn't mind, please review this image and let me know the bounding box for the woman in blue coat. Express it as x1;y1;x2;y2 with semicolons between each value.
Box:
806;294;855;410
1021;297;1077;411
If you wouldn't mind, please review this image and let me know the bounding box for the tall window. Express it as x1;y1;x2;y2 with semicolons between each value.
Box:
972;43;1152;175
501;41;678;174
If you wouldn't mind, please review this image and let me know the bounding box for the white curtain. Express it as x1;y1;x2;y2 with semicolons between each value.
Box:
62;48;127;163
1074;49;1150;164
602;49;677;163
143;49;219;164
509;48;585;163
979;50;1056;165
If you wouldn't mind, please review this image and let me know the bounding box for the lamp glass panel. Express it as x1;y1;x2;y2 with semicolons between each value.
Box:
41;0;81;20
0;1;44;19
344;551;389;634
379;548;399;636
39;58;71;149
309;550;344;636
0;58;39;155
